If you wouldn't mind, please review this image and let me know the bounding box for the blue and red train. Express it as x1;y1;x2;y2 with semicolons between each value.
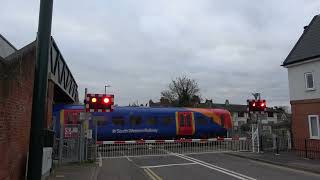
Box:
53;105;232;140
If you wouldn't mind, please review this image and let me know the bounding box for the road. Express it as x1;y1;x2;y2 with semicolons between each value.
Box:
97;152;320;180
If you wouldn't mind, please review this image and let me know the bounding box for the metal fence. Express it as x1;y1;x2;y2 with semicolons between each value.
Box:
52;124;91;164
293;138;320;159
96;138;251;158
260;134;291;153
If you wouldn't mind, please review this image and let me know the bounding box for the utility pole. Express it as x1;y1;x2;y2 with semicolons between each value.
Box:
253;92;261;153
27;0;53;179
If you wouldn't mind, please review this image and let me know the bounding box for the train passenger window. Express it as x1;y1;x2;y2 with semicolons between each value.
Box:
112;116;125;126
97;120;105;126
180;114;185;126
162;117;173;126
67;112;72;124
94;116;106;126
198;116;208;125
147;117;157;126
186;114;191;126
130;115;142;126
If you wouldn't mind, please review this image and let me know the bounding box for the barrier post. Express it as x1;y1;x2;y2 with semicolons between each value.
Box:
276;137;279;155
260;135;263;152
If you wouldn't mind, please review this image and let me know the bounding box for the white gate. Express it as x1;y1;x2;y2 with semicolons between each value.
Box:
96;137;251;158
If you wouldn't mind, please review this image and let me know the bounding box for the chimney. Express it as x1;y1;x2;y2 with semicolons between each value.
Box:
225;99;230;105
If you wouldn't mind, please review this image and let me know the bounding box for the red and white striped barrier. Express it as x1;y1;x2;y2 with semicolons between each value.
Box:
97;137;247;145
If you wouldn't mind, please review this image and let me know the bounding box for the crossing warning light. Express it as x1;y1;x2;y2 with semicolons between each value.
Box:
85;94;114;112
247;99;267;112
103;97;110;104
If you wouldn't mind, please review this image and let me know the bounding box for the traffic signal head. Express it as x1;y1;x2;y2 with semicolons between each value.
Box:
86;94;114;112
247;99;267;112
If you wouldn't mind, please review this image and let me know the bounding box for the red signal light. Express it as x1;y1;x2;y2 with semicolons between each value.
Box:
91;97;97;103
261;103;265;107
103;97;110;104
252;102;256;107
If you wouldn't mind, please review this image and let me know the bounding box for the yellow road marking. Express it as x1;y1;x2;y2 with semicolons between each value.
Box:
148;168;163;180
144;168;157;180
144;168;163;180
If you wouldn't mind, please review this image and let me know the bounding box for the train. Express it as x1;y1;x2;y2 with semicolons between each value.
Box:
53;104;233;141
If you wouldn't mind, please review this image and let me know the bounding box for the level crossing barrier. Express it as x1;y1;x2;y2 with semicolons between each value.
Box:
95;137;251;158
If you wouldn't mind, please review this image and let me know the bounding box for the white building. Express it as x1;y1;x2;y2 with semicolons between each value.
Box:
211;100;281;131
282;14;320;143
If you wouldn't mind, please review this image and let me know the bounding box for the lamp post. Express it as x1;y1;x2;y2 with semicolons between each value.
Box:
105;84;111;94
28;0;53;179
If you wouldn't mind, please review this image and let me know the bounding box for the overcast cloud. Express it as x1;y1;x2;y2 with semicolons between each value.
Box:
1;0;320;106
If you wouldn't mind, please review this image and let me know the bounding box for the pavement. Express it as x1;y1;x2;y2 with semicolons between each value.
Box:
47;162;100;180
227;151;320;174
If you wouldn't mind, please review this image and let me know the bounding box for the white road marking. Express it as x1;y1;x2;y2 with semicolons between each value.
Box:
141;162;197;169
98;152;103;167
172;153;257;180
126;156;133;162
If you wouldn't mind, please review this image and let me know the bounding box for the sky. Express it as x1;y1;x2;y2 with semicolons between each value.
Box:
1;0;320;107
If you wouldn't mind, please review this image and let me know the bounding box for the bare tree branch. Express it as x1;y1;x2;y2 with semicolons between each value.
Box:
161;76;201;106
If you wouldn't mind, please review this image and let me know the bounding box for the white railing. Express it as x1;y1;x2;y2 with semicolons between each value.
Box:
96;137;251;158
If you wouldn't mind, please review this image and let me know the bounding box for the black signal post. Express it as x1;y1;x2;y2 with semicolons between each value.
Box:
27;0;54;179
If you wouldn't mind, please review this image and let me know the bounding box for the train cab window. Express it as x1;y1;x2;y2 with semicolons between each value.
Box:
162;117;173;126
130;115;142;126
186;114;191;126
198;116;208;125
147;117;157;126
220;115;225;127
112;116;125;126
180;114;185;126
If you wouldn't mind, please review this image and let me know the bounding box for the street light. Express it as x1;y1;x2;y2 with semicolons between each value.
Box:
105;84;111;94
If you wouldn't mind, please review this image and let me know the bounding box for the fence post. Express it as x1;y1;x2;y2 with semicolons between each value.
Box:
58;124;64;165
305;139;308;159
260;135;263;152
276;137;279;155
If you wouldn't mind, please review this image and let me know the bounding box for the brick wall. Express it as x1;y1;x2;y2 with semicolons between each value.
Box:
291;99;320;159
0;44;36;180
0;43;56;180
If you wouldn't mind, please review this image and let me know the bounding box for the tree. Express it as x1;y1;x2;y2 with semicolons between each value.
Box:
161;76;201;107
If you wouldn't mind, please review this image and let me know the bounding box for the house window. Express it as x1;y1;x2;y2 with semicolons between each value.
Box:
305;72;315;90
238;121;245;126
238;112;245;117
268;112;274;117
308;115;320;139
